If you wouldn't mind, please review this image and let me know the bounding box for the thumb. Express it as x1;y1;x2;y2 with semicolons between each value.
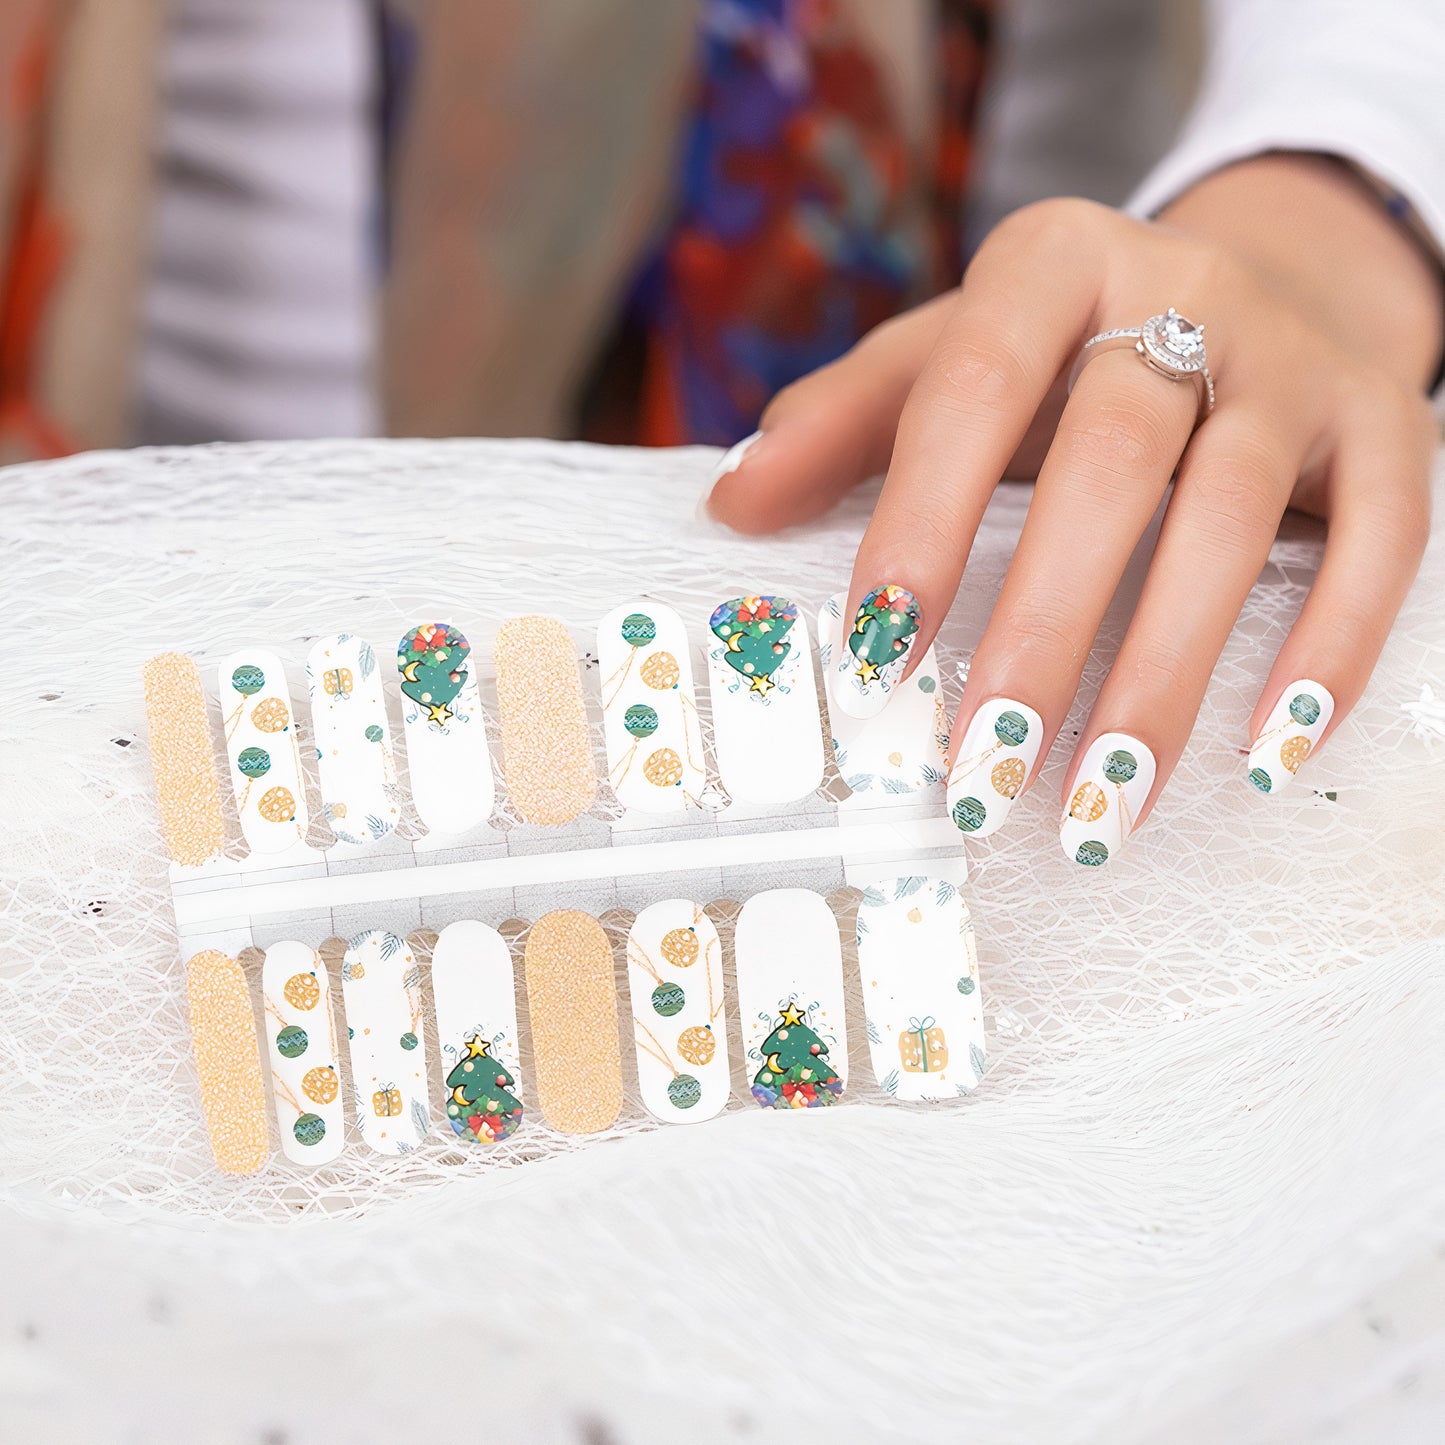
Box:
701;294;954;535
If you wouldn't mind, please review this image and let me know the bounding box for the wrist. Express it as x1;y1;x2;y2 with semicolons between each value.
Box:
1158;153;1444;390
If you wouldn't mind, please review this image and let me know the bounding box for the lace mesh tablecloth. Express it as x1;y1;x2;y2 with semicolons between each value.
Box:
1;438;1442;1442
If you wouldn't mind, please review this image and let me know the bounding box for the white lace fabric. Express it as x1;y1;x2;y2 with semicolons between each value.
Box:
0;438;1442;1441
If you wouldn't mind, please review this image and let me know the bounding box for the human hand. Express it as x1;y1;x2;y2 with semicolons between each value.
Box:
703;155;1441;865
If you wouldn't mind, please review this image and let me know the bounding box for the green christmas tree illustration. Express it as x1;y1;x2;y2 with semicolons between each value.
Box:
751;1001;843;1109
848;585;919;685
445;1034;523;1142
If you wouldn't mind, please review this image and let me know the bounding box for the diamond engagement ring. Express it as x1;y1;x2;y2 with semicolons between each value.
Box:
1068;307;1216;422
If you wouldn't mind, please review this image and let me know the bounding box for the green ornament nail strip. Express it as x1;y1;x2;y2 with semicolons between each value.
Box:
261;941;345;1165
946;697;1042;840
1058;732;1157;869
1246;679;1334;797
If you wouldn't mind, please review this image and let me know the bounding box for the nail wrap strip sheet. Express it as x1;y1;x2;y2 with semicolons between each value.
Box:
495;615;597;826
707;595;824;807
306;633;401;846
431;920;524;1143
627;900;730;1123
856;875;986;1100
524;910;623;1133
218;650;311;855
818;593;948;798
397;622;493;836
185;949;269;1175
735;889;847;1108
342;929;431;1154
597;600;706;813
142;652;225;867
261;941;345;1163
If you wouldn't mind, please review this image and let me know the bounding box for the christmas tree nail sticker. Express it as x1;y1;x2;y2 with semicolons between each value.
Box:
1246;680;1334;796
735;889;848;1108
494;615;597;826
524;910;623;1134
597;600;706;814
1058;732;1157;868
706;595;824;806
261;941;345;1164
946;698;1043;839
143;653;225;869
396;622;494;837
856;876;986;1100
218;650;311;856
186;949;269;1176
342;930;431;1155
830;583;921;720
306;634;401;847
817;593;948;799
432;920;524;1144
627;900;730;1123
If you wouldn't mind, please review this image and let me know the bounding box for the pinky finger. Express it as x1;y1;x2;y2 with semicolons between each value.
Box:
1245;396;1434;795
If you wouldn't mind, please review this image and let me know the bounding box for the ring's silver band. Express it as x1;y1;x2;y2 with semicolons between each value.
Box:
1067;326;1216;424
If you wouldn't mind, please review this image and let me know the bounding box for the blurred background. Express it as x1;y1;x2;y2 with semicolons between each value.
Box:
0;0;1200;464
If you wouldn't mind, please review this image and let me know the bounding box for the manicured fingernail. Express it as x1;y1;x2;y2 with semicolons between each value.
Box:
698;429;764;521
1246;680;1334;795
1059;732;1156;868
829;583;922;720
947;698;1043;839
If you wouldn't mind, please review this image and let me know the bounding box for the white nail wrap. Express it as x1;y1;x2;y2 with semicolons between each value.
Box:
817;593;948;799
1059;732;1157;868
305;634;400;847
341;929;431;1154
261;941;345;1164
707;595;824;807
627;900;730;1123
735;889;847;1108
1247;680;1334;796
431;920;524;1144
396;622;493;837
827;584;923;720
597;600;706;813
218;650;311;855
946;698;1044;839
856;876;985;1100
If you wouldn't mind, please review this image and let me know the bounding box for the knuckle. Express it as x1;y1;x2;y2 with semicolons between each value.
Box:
1000;595;1088;672
1185;454;1286;548
925;336;1028;411
1063;396;1180;480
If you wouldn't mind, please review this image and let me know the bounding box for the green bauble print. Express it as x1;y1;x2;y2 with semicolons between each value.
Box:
1289;693;1321;727
951;795;988;833
231;663;265;695
1075;840;1110;867
623;703;659;738
237;746;271;778
365;723;384;743
399;1031;418;1051
651;981;686;1017
957;976;976;995
1248;767;1273;793
293;1113;326;1147
276;1024;309;1059
621;613;657;648
1103;750;1138;785
916;675;937;694
667;1074;703;1110
994;710;1030;746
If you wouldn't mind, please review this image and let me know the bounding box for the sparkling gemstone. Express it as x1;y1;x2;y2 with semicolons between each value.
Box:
1160;312;1203;356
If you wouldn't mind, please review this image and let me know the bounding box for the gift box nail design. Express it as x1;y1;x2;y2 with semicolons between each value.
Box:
1246;681;1334;795
830;583;921;719
946;698;1043;839
1058;732;1156;868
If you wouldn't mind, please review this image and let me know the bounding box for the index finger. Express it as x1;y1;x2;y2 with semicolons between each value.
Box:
829;200;1105;719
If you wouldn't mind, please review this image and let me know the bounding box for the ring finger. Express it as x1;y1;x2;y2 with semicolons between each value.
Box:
945;344;1199;841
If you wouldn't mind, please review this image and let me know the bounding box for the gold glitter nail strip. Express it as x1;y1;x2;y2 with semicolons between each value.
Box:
494;615;597;826
142;653;225;867
523;910;623;1134
185;949;269;1175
